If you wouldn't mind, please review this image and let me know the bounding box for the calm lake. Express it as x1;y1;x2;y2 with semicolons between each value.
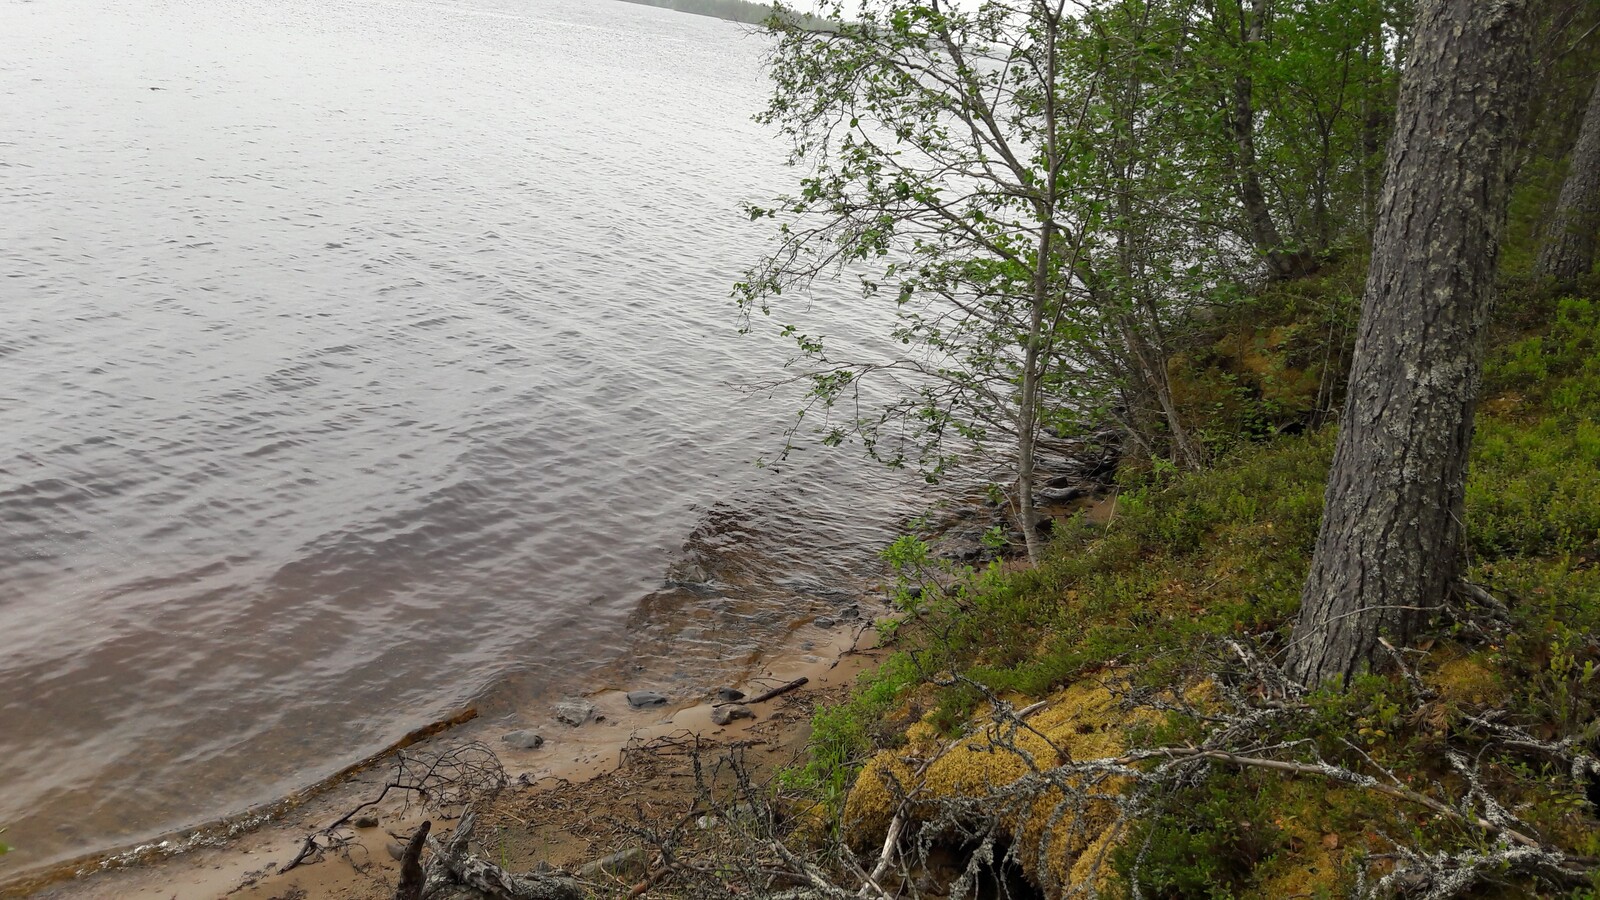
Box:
0;0;916;878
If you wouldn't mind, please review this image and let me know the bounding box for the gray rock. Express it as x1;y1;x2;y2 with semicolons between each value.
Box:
502;729;545;749
710;704;755;726
1037;485;1088;505
837;604;861;621
696;803;761;830
385;840;406;861
626;690;669;709
353;814;380;829
714;687;745;703
814;615;837;628
554;699;596;727
578;847;649;880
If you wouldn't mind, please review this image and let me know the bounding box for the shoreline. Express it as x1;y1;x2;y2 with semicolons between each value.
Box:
3;432;1112;900
13;611;884;900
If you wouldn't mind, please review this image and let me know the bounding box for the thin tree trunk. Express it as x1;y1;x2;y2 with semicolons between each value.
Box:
1017;335;1042;564
1120;317;1203;472
1360;35;1381;230
1111;72;1204;475
1287;0;1542;686
1224;0;1316;279
1149;359;1203;472
1018;205;1054;565
1012;6;1062;567
1535;72;1600;283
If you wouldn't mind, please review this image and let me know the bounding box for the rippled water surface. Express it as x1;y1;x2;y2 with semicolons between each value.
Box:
0;0;917;877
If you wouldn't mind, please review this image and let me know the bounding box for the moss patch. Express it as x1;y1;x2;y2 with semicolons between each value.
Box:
845;677;1157;898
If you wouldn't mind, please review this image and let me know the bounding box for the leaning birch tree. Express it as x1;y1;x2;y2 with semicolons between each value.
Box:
739;0;1117;561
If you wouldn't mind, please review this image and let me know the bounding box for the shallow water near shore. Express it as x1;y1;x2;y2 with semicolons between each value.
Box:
0;0;919;881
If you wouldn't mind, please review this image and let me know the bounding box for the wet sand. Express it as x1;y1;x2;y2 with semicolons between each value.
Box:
19;621;883;900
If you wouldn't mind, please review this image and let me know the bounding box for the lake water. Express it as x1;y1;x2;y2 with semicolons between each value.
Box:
0;0;918;880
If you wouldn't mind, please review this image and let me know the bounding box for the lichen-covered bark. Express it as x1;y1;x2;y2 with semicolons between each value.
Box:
1535;72;1600;283
1287;0;1541;686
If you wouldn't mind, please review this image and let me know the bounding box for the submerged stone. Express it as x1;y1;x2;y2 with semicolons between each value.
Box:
502;729;545;749
553;699;596;727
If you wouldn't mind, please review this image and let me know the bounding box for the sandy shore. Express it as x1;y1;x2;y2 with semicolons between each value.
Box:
14;620;881;900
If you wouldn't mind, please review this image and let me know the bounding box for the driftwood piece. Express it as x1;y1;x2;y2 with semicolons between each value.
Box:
283;737;499;874
423;810;583;900
716;677;807;707
856;812;903;899
395;821;431;900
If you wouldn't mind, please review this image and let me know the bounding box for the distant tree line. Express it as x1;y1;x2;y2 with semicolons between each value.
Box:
613;0;827;27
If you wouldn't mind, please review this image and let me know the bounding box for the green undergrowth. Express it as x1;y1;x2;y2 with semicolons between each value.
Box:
1167;254;1365;456
788;278;1600;897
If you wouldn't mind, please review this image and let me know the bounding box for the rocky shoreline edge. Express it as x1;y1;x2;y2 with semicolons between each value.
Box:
6;612;888;900
4;431;1118;900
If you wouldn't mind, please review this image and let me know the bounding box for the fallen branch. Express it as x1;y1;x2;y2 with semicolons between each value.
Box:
1107;746;1566;855
718;677;808;707
857;812;904;899
1465;712;1600;783
424;810;584;900
283;742;504;874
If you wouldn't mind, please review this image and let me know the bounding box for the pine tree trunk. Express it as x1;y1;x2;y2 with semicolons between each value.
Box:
1535;72;1600;283
1287;0;1541;687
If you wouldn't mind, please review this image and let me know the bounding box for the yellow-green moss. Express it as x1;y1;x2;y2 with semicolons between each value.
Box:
844;677;1154;898
1424;652;1509;709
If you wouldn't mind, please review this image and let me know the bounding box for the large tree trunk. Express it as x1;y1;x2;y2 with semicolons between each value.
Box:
1535;72;1600;283
1287;0;1541;687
